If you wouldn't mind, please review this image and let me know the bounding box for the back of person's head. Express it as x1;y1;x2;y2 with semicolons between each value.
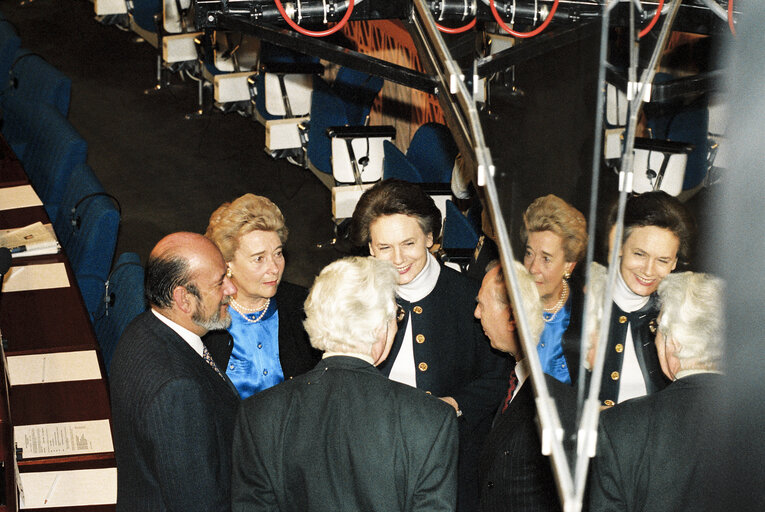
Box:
657;272;724;371
304;256;399;354
582;262;609;369
206;193;288;261
487;259;545;342
520;194;588;263
607;191;696;265
350;179;442;247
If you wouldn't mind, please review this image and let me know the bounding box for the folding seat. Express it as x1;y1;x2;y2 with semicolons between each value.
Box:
127;0;201;90
93;252;146;375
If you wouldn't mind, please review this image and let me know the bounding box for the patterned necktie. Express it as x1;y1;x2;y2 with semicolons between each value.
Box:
202;346;226;381
501;368;519;413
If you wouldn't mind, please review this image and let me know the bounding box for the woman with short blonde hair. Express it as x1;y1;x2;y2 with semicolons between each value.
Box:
204;193;319;400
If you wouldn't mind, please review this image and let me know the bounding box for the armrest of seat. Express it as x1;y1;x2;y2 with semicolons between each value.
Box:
327;126;397;185
162;32;203;64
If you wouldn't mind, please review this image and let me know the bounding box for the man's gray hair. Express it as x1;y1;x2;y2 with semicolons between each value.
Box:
657;272;725;371
304;256;399;355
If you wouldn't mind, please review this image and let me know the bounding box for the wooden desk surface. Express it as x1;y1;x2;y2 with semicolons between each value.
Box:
0;158;116;511
1;255;99;354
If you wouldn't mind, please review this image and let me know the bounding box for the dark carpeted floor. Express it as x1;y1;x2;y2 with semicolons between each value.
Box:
2;0;343;288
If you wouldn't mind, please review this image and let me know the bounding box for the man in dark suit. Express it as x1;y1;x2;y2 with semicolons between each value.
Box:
589;272;724;512
475;261;575;512
231;256;459;512
110;232;239;511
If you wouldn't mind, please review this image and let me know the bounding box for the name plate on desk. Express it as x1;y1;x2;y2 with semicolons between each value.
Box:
18;467;117;509
3;262;70;292
0;185;42;211
15;419;114;460
6;351;101;386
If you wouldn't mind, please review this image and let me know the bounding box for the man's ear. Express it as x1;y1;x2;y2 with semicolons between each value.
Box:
173;286;193;314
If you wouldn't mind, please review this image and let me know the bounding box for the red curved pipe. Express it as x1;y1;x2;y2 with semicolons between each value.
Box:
638;0;665;39
488;0;561;39
436;18;477;35
728;0;736;36
272;0;355;38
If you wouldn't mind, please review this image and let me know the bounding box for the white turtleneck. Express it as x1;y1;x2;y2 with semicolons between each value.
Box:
613;266;650;403
388;252;441;387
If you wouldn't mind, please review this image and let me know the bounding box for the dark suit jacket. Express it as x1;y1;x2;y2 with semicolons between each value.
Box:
110;311;240;512
204;281;321;382
376;266;509;512
231;356;459;512
589;373;722;512
479;374;576;512
378;266;510;429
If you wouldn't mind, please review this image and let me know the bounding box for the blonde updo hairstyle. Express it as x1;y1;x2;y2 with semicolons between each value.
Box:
520;194;588;264
205;193;288;261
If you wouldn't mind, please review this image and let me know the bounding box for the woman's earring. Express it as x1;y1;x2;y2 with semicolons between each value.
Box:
563;269;571;281
226;266;233;279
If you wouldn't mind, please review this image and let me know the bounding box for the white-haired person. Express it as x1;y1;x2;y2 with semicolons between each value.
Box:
475;260;576;512
231;256;459;512
589;272;724;512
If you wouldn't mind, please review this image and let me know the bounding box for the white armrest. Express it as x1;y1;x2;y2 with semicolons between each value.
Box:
265;117;310;152
162;32;202;64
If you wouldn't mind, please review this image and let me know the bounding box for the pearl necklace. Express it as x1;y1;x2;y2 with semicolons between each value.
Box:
543;279;569;323
230;297;271;324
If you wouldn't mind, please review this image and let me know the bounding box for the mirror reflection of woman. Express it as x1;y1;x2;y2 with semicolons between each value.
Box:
351;179;510;511
520;195;588;385
205;194;320;399
598;191;695;407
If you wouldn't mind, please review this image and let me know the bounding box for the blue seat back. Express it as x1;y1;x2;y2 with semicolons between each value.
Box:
93;252;146;375
54;163;106;249
8;50;71;116
306;81;348;175
2;97;88;222
64;185;120;317
443;200;480;250
406;123;458;183
129;0;161;33
306;68;384;175
382;140;424;182
0;21;20;92
333;67;384;125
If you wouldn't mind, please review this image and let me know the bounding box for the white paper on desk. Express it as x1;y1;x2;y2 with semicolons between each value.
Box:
0;185;43;211
15;419;114;459
0;222;59;258
18;467;117;509
6;351;102;386
2;262;70;292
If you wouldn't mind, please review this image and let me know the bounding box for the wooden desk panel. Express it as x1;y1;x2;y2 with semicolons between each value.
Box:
0;205;49;231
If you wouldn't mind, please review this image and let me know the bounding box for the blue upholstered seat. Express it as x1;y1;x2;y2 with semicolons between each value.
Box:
1;97;87;222
93;252;146;375
306;67;384;176
7;50;71;116
383;123;457;184
57;164;120;317
443;199;480;250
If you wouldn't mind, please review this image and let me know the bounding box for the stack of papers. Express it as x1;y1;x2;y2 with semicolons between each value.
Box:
0;222;59;258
